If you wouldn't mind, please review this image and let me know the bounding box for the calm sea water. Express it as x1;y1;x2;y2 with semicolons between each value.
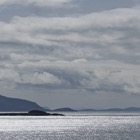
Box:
0;112;140;140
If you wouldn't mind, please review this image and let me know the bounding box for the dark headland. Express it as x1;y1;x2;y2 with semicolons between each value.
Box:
0;95;45;112
0;110;64;116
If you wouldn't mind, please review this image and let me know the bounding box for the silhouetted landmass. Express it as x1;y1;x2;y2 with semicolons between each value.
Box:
0;95;44;112
95;107;140;112
122;107;140;112
28;110;49;115
52;107;77;112
99;108;124;112
79;107;140;112
0;110;64;116
49;107;140;112
44;107;140;112
78;109;96;112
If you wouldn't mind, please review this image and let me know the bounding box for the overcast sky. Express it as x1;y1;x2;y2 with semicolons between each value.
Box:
0;0;140;109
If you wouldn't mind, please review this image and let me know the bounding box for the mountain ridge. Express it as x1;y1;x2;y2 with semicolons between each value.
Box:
0;95;45;112
45;107;140;112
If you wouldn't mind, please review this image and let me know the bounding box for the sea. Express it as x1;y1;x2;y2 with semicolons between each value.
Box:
0;112;140;140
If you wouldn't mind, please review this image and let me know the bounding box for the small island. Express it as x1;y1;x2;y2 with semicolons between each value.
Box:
0;110;64;116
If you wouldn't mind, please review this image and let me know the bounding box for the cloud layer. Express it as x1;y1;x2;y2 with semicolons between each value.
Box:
0;0;140;108
0;0;72;7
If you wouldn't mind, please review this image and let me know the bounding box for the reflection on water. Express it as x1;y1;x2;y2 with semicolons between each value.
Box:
0;112;140;140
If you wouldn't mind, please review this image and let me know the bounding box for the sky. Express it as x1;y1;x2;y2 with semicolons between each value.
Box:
0;0;140;109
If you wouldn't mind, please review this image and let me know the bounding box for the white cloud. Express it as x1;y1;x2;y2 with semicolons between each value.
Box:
0;69;19;80
0;5;140;96
0;6;140;51
10;6;140;31
0;68;62;86
17;72;62;85
0;0;72;7
14;58;140;94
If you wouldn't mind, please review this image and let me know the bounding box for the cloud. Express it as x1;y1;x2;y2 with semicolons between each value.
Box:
0;6;140;66
0;69;18;80
0;0;72;7
0;54;139;94
16;72;62;85
18;59;140;94
0;6;140;48
0;68;62;87
0;5;140;97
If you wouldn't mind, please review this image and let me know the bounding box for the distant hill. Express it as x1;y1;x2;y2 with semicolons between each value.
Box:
50;107;140;112
93;107;140;112
52;107;77;112
79;107;140;112
98;108;124;112
79;109;96;112
0;95;45;112
44;107;140;112
122;107;140;112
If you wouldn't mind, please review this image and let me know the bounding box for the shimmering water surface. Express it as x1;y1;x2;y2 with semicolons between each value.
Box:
0;112;140;140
